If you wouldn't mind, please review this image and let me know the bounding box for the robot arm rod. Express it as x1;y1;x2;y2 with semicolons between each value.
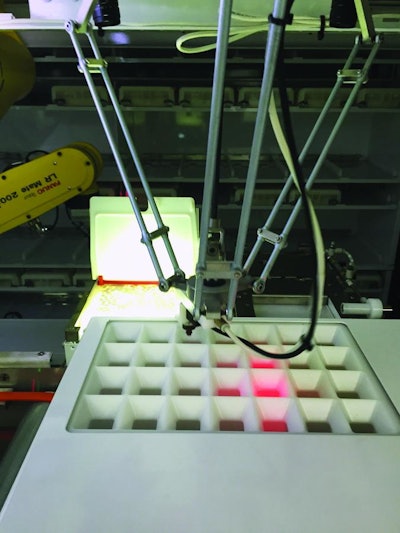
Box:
193;0;233;319
65;20;184;291
242;36;361;277
192;0;289;320
250;35;381;294
224;0;289;319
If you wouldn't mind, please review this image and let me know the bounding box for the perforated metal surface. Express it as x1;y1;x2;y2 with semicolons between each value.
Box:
68;320;400;435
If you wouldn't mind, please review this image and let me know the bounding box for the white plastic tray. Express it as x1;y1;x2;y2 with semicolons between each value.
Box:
68;320;400;435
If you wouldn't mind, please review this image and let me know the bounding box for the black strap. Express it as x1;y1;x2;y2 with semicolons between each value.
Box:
268;12;293;26
318;15;326;40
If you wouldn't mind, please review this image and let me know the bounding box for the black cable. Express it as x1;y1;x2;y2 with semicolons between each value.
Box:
212;0;320;358
212;327;305;359
1;160;23;172
3;311;23;319
65;204;89;238
210;104;224;220
274;4;319;352
318;15;326;41
1;150;48;172
24;150;48;162
43;206;59;231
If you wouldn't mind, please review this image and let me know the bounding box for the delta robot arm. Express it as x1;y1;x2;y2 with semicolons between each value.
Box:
62;0;379;321
0;0;381;334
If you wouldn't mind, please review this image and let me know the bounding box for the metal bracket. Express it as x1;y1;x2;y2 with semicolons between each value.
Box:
78;58;108;74
198;261;241;280
73;0;97;34
337;69;367;84
257;228;282;245
253;278;266;294
207;219;225;260
0;351;52;368
354;0;376;43
142;225;170;243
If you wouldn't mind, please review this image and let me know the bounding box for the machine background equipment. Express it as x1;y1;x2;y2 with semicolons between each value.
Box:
1;0;400;316
1;1;400;530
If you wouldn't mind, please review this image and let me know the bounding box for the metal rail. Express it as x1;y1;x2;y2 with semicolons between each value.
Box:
0;0;382;321
354;0;376;42
224;0;289;319
193;0;234;319
66;21;184;291
243;37;362;281
248;35;381;293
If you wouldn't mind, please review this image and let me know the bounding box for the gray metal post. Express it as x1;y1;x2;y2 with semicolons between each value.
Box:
193;0;233;319
243;37;361;275
255;37;382;290
86;29;183;280
225;0;288;319
66;22;183;290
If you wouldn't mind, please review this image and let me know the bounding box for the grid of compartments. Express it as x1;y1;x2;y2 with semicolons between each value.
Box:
68;320;400;434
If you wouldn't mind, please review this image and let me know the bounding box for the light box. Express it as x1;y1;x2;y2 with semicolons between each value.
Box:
90;196;198;283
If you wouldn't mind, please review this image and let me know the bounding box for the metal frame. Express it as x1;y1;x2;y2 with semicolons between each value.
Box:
224;0;289;319
74;0;98;32
243;35;382;296
65;20;185;292
193;0;380;320
0;0;383;320
193;0;234;318
354;0;376;42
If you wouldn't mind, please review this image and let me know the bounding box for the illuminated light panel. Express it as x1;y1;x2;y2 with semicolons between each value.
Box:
90;197;199;284
249;356;279;369
253;385;282;397
73;195;199;342
252;370;289;398
74;284;185;335
217;387;241;396
262;420;288;432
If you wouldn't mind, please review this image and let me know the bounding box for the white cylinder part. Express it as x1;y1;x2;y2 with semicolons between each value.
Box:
341;298;383;319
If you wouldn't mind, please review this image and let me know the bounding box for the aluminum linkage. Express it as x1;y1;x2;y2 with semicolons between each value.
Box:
192;0;233;320
245;35;382;295
66;20;184;291
224;0;289;319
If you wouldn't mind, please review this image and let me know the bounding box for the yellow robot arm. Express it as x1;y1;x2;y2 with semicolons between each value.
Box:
0;21;35;118
1;6;101;233
0;142;102;233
